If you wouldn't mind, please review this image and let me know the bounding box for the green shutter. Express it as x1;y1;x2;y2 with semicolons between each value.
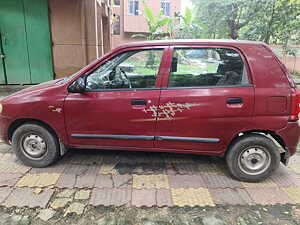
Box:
0;0;31;84
23;0;53;83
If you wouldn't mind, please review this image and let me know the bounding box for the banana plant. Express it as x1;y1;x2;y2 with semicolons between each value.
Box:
170;7;202;39
132;1;172;40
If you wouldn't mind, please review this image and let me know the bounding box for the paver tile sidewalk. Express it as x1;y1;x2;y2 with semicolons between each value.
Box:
0;143;300;210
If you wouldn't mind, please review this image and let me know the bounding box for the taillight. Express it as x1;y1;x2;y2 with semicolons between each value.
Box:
289;89;300;121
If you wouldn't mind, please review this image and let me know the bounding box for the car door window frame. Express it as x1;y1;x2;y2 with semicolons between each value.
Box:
161;45;253;90
81;46;169;92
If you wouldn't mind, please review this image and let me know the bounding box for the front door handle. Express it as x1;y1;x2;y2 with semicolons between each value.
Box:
131;99;147;105
227;97;243;104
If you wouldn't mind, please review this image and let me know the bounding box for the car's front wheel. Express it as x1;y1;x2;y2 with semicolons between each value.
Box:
12;123;60;167
226;134;280;182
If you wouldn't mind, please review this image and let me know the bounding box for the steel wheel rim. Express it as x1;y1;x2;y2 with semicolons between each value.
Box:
238;147;271;176
21;134;47;160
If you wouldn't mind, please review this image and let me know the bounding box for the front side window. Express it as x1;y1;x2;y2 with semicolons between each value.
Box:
86;49;163;90
168;48;249;87
129;0;139;15
161;0;170;16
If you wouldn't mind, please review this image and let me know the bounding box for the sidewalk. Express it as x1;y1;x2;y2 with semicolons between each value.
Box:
0;143;300;212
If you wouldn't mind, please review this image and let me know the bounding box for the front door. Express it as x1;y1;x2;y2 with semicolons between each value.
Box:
0;0;53;84
65;48;167;148
156;46;254;154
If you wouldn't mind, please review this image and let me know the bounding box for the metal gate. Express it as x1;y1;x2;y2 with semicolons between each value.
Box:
0;0;53;85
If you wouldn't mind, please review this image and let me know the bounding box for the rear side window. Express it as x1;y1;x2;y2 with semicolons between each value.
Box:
168;48;249;88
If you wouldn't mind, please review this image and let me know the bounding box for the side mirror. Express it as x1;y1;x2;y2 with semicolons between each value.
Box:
68;76;86;93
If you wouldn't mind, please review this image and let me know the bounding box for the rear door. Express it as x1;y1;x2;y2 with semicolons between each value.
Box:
155;46;254;154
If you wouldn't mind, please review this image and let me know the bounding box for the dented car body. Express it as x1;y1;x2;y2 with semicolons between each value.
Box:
0;40;299;182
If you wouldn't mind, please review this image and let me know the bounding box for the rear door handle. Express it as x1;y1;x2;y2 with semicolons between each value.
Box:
227;97;243;104
131;99;147;105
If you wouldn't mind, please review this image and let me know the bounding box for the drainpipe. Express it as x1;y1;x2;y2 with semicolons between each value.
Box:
81;0;88;65
95;0;105;58
95;0;99;59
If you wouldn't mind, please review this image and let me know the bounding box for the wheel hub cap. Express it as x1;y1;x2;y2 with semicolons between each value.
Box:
238;147;271;176
22;134;47;159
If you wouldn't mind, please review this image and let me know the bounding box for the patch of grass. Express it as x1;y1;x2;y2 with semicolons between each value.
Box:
291;71;300;77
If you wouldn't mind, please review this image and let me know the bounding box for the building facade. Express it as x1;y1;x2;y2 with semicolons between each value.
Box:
0;0;112;84
111;0;181;48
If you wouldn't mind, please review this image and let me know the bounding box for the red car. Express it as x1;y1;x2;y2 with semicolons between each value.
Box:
0;40;299;182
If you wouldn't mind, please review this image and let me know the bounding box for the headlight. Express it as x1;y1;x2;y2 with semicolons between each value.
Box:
0;103;2;114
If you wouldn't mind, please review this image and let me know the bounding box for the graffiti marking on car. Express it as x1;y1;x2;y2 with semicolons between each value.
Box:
132;102;201;121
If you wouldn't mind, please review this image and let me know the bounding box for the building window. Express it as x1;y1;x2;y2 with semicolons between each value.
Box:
113;0;120;7
129;0;139;16
112;14;120;35
161;0;170;16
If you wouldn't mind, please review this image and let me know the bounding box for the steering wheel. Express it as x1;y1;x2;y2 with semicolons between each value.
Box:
119;67;132;88
108;67;131;89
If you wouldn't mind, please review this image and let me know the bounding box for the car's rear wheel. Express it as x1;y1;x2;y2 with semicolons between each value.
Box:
226;134;280;182
12;123;60;167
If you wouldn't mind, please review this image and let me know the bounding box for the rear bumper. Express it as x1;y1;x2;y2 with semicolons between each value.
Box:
0;115;12;145
277;121;300;156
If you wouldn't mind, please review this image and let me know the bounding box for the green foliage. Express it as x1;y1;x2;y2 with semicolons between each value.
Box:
192;0;300;46
170;7;202;39
182;7;192;25
192;0;267;39
135;0;299;50
132;1;172;40
240;0;300;46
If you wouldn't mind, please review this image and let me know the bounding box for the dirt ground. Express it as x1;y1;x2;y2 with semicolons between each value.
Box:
1;204;300;225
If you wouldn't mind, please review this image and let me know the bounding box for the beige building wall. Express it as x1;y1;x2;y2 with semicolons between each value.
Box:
282;56;300;73
112;0;181;48
49;0;112;78
271;45;300;73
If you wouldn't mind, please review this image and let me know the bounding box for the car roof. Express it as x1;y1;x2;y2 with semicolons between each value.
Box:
115;39;266;49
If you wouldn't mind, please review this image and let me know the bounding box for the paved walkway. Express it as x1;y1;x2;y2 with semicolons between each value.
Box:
0;143;300;215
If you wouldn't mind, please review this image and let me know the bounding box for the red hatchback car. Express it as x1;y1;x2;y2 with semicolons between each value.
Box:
0;40;299;182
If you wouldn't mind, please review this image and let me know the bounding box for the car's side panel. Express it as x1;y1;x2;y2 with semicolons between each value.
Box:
154;45;255;153
239;44;292;117
64;46;171;149
234;44;298;154
64;89;161;148
155;86;255;152
1;82;68;144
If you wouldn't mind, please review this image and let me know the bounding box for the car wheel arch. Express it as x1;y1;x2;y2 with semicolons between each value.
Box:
8;118;60;144
226;129;286;156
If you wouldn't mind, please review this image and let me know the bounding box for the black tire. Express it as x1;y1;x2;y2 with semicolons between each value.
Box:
226;133;280;182
12;123;60;167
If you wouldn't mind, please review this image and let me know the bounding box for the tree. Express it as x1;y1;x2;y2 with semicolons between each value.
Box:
240;0;300;45
192;0;300;46
192;0;267;39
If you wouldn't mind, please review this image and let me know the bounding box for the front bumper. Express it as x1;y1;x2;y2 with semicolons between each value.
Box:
277;121;300;157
